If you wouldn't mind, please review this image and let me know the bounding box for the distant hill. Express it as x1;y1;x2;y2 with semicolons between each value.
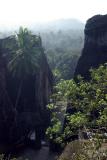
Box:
0;18;85;80
31;18;85;32
31;19;84;80
0;18;85;36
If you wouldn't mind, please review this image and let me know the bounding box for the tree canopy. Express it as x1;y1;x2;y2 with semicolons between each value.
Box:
8;27;41;78
46;64;107;146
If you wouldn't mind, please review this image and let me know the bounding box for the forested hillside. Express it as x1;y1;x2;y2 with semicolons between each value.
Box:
47;15;107;160
0;14;107;160
0;19;84;80
41;29;84;79
33;19;84;80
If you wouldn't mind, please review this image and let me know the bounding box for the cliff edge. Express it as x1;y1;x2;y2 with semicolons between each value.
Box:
75;14;107;79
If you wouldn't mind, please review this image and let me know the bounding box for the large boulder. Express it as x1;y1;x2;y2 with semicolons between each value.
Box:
74;14;107;79
0;34;53;145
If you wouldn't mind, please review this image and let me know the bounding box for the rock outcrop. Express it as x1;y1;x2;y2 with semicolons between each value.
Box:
0;34;53;146
74;14;107;79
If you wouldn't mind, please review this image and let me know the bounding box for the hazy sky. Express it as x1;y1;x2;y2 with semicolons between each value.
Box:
0;0;107;27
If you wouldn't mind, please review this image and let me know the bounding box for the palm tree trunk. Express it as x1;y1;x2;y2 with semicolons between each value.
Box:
15;79;23;109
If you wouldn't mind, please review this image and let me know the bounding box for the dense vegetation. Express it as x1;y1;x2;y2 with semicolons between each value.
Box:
46;64;107;148
0;20;84;80
41;29;84;79
0;17;107;160
8;27;41;109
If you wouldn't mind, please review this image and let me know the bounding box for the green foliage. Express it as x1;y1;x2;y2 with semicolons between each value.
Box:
46;120;62;140
46;103;62;143
67;112;87;129
46;64;107;146
53;68;62;83
7;27;43;108
41;30;83;80
8;27;41;77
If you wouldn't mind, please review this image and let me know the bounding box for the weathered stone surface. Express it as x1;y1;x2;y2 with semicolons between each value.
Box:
0;35;53;145
74;14;107;79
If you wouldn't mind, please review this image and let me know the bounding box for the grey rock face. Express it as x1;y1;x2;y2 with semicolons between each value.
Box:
74;14;107;79
0;35;53;145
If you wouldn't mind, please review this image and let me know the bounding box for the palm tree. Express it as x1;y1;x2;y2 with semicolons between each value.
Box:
8;27;41;108
7;28;53;147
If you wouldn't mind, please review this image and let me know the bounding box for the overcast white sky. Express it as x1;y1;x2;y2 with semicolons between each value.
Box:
0;0;107;27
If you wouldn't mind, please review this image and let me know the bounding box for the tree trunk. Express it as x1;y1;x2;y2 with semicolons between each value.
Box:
15;79;23;109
